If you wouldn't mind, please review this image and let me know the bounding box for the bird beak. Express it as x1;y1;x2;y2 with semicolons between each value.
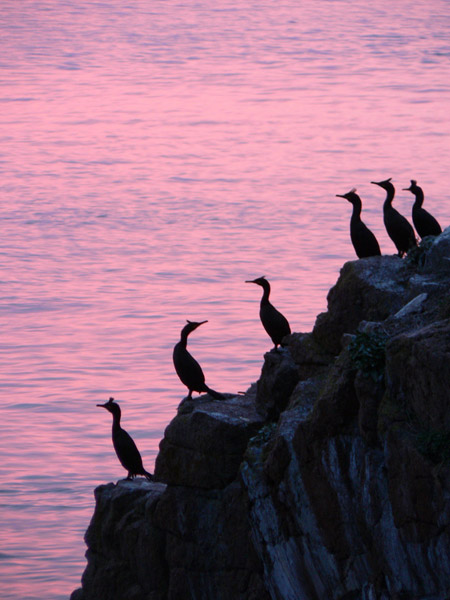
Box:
189;320;208;330
402;187;411;191
371;178;391;187
335;194;346;198
97;403;107;408
245;279;258;284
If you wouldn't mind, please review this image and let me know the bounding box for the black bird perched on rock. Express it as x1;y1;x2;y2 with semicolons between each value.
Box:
371;178;417;257
336;188;381;258
246;276;291;350
173;320;224;400
403;180;442;239
97;397;153;481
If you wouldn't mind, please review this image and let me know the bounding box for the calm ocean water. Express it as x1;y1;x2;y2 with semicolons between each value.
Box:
0;1;449;598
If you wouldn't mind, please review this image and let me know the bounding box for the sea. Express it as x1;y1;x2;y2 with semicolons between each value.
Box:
0;1;449;598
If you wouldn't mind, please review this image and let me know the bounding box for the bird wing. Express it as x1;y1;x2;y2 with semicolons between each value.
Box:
351;221;381;258
260;302;291;344
113;428;144;474
173;344;206;390
413;207;442;237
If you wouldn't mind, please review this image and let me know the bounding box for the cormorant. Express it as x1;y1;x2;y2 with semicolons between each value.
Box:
173;320;224;400
97;397;153;481
246;276;291;350
336;188;381;258
403;180;442;239
371;178;417;257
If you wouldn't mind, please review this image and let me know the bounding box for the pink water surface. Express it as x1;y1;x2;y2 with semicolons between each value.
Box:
0;1;449;598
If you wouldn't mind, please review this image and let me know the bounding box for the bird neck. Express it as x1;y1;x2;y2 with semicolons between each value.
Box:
412;187;424;208
351;200;362;220
259;281;271;303
178;332;189;349
111;411;122;431
383;185;395;209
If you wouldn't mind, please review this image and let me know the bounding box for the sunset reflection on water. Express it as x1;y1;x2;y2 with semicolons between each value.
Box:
0;1;449;598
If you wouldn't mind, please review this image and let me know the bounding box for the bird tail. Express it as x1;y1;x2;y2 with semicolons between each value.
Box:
204;386;225;400
143;470;153;481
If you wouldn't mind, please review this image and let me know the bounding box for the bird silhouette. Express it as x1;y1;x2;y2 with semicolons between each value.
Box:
173;320;224;400
246;276;291;350
403;180;442;239
371;178;417;257
336;188;381;258
97;397;153;481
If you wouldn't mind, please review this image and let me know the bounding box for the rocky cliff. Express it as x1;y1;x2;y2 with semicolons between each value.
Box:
71;229;450;600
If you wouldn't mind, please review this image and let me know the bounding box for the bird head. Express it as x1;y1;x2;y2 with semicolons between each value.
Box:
245;276;268;287
371;177;394;192
403;179;419;193
97;397;121;417
181;320;208;337
336;188;360;204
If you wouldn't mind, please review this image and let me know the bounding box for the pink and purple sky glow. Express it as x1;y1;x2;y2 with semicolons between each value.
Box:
0;1;449;598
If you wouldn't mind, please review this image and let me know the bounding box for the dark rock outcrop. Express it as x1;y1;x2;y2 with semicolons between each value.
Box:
255;348;299;420
154;394;265;489
72;228;450;600
72;480;168;600
385;319;450;432
312;255;410;354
